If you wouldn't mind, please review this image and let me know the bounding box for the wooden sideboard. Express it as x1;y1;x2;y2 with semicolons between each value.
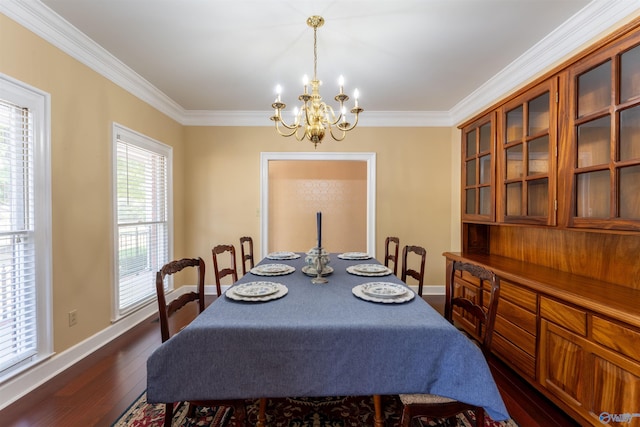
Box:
444;251;640;427
453;16;640;427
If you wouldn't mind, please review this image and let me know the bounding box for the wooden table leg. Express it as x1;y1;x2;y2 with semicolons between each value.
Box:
256;397;267;427
373;394;384;427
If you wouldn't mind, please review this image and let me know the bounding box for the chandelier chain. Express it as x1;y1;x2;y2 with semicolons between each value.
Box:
313;25;318;80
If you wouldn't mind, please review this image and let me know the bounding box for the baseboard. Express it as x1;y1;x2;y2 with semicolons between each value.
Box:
0;286;195;410
420;285;445;295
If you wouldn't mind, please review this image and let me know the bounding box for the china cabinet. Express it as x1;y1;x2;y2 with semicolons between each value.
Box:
562;34;640;231
498;79;558;225
461;113;495;223
453;17;640;427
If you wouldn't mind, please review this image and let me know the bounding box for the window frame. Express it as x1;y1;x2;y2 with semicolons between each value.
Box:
0;73;53;383
111;123;173;321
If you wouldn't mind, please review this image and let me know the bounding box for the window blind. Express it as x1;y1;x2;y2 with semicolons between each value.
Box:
115;134;169;315
0;100;37;374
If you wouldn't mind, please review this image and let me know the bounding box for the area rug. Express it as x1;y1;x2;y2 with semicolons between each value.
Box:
112;392;519;427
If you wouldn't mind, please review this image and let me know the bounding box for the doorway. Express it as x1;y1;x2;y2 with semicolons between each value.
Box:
260;152;376;257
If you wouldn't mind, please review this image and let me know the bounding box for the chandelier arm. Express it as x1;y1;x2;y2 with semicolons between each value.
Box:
278;120;301;131
339;110;363;132
323;104;344;126
275;113;302;131
327;124;347;141
274;121;299;137
294;128;306;141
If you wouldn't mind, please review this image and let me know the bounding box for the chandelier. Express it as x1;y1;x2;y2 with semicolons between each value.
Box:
270;16;364;148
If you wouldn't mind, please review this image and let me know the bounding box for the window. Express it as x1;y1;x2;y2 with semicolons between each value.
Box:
113;124;172;320
0;74;52;382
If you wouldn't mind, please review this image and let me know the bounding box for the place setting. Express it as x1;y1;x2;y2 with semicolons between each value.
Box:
249;263;296;276
266;251;301;260
346;263;393;277
352;281;415;304
338;251;371;260
225;281;288;302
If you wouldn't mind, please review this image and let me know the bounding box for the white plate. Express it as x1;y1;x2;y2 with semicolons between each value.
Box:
226;283;288;302
352;284;415;304
250;264;296;276
346;264;392;277
338;252;371;260
232;281;280;297
361;282;407;299
301;265;334;277
354;264;388;273
267;251;301;260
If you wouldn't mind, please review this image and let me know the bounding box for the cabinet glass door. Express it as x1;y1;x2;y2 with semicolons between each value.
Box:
462;113;495;221
566;38;640;231
499;80;557;225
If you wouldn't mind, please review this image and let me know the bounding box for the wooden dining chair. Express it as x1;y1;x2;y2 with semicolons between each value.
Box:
155;257;206;343
156;258;239;425
155;257;260;427
399;260;501;427
384;236;400;276
239;236;254;276
212;244;239;296
401;245;426;296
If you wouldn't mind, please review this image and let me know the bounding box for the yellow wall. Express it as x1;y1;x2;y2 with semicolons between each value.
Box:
2;13;456;356
184;126;453;287
1;15;185;352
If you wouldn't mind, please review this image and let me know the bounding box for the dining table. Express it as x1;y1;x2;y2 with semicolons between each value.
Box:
146;252;509;426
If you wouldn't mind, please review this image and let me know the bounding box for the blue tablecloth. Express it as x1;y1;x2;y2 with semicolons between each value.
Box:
147;254;509;421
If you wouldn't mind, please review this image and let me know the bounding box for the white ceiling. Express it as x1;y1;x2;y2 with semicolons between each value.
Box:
4;1;640;125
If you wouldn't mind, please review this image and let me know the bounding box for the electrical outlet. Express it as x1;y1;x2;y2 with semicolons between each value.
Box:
68;310;77;327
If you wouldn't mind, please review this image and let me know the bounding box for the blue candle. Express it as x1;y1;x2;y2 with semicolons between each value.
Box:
317;211;322;249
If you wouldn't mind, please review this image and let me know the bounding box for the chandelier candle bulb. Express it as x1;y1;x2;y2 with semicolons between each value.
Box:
339;75;344;94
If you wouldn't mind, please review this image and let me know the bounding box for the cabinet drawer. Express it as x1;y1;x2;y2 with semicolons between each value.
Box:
540;297;587;336
495;315;536;356
501;280;537;312
492;332;536;379
497;298;537;335
592;316;640;363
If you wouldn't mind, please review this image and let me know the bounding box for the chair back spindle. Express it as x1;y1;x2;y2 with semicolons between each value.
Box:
384;236;400;276
401;245;426;296
212;244;239;296
239;236;254;276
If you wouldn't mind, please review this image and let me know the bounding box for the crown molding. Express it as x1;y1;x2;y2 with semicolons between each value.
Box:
182;110;454;127
450;0;640;125
2;0;640;128
0;0;186;122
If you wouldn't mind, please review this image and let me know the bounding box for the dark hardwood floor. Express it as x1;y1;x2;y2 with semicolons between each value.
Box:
0;295;581;427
